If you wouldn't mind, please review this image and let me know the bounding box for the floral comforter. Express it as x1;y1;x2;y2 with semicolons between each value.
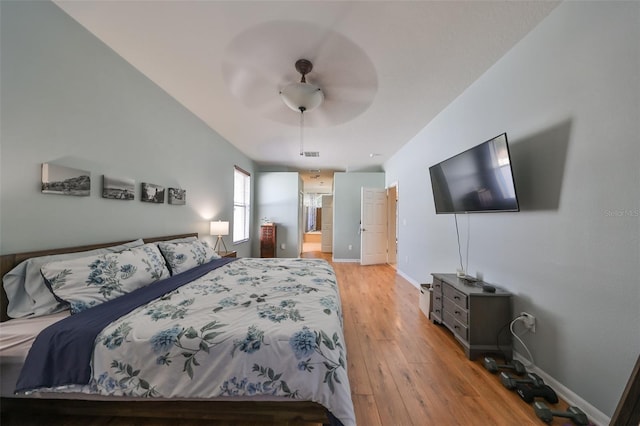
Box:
90;258;354;426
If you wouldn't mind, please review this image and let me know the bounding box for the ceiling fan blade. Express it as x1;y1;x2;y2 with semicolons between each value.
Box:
322;85;378;104
254;97;288;116
308;98;372;127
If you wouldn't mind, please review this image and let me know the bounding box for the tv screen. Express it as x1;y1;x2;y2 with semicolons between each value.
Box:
429;133;519;214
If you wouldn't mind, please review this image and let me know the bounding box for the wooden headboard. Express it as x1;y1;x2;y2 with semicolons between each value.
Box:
0;233;199;322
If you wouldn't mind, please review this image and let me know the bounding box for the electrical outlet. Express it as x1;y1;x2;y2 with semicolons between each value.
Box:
520;312;536;333
348;244;352;250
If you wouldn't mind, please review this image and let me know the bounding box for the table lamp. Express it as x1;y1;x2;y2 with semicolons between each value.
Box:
210;220;229;254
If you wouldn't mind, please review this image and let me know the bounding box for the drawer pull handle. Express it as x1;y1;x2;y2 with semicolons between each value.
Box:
455;310;460;315
454;296;461;300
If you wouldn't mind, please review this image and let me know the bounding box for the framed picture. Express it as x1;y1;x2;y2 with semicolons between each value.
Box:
168;188;186;205
102;175;135;200
141;182;165;204
41;163;90;196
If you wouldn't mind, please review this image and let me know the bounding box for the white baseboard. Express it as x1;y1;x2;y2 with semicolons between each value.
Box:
513;352;610;426
331;258;360;263
396;269;420;289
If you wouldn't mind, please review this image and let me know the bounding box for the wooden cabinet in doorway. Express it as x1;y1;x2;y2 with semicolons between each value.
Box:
260;223;277;258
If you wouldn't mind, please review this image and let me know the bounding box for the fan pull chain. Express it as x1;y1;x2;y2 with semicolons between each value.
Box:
299;107;306;156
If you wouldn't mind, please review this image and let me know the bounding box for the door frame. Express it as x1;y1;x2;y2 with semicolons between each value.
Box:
387;182;398;266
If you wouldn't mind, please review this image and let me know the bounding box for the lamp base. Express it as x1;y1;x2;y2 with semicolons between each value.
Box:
213;236;228;254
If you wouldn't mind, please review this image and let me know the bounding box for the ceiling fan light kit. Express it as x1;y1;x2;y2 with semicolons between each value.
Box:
280;59;325;156
280;82;324;113
279;59;324;113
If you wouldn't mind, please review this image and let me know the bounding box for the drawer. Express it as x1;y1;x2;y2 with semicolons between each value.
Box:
443;297;468;326
432;278;443;293
431;306;443;321
432;292;443;310
443;284;468;309
444;311;469;341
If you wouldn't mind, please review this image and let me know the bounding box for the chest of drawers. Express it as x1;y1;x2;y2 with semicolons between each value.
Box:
260;224;277;258
430;273;512;360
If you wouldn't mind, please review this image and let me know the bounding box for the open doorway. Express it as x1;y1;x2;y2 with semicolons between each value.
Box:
302;193;322;253
299;170;334;254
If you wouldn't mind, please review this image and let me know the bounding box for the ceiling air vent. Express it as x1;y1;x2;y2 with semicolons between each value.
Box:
303;151;320;157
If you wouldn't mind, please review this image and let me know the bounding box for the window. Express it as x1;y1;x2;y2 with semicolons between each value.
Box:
233;166;251;243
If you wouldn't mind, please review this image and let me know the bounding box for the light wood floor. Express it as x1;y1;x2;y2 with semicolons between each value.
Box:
327;254;568;426
2;251;571;425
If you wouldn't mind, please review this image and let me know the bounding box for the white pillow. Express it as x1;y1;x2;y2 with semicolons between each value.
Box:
157;239;220;275
41;243;170;314
3;239;144;318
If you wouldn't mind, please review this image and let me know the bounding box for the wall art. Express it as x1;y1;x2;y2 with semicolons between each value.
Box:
168;188;186;205
141;182;165;203
41;163;90;196
102;175;135;200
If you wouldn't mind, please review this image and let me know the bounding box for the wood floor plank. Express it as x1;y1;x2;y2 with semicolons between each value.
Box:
376;342;443;425
358;338;414;425
342;315;374;396
350;394;382;426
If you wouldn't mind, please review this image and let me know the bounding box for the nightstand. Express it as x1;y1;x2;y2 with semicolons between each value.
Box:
219;251;237;258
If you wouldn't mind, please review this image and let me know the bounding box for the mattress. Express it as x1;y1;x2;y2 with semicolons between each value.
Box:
0;311;69;396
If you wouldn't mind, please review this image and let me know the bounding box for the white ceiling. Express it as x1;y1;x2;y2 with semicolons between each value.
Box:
53;0;558;189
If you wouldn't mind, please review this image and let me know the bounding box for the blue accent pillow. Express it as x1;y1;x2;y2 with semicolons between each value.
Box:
41;243;170;314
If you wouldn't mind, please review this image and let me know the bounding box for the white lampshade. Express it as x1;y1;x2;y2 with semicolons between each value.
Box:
210;220;229;236
280;82;324;112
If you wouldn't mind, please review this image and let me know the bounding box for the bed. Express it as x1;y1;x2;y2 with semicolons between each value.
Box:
0;233;354;425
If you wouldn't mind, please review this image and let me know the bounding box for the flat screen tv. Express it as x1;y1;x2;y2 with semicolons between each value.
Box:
429;133;519;214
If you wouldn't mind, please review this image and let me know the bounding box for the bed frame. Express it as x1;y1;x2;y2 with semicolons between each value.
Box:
0;233;330;425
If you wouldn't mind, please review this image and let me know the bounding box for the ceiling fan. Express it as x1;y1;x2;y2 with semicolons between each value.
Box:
221;21;378;129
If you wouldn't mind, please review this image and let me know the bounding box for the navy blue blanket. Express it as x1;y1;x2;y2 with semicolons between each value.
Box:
15;257;237;393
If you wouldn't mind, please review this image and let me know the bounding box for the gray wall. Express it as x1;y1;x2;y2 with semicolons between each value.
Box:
332;172;385;260
0;1;254;256
254;172;301;258
385;1;639;419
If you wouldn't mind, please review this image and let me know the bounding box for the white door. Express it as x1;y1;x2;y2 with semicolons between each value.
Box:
321;195;333;253
360;188;387;265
